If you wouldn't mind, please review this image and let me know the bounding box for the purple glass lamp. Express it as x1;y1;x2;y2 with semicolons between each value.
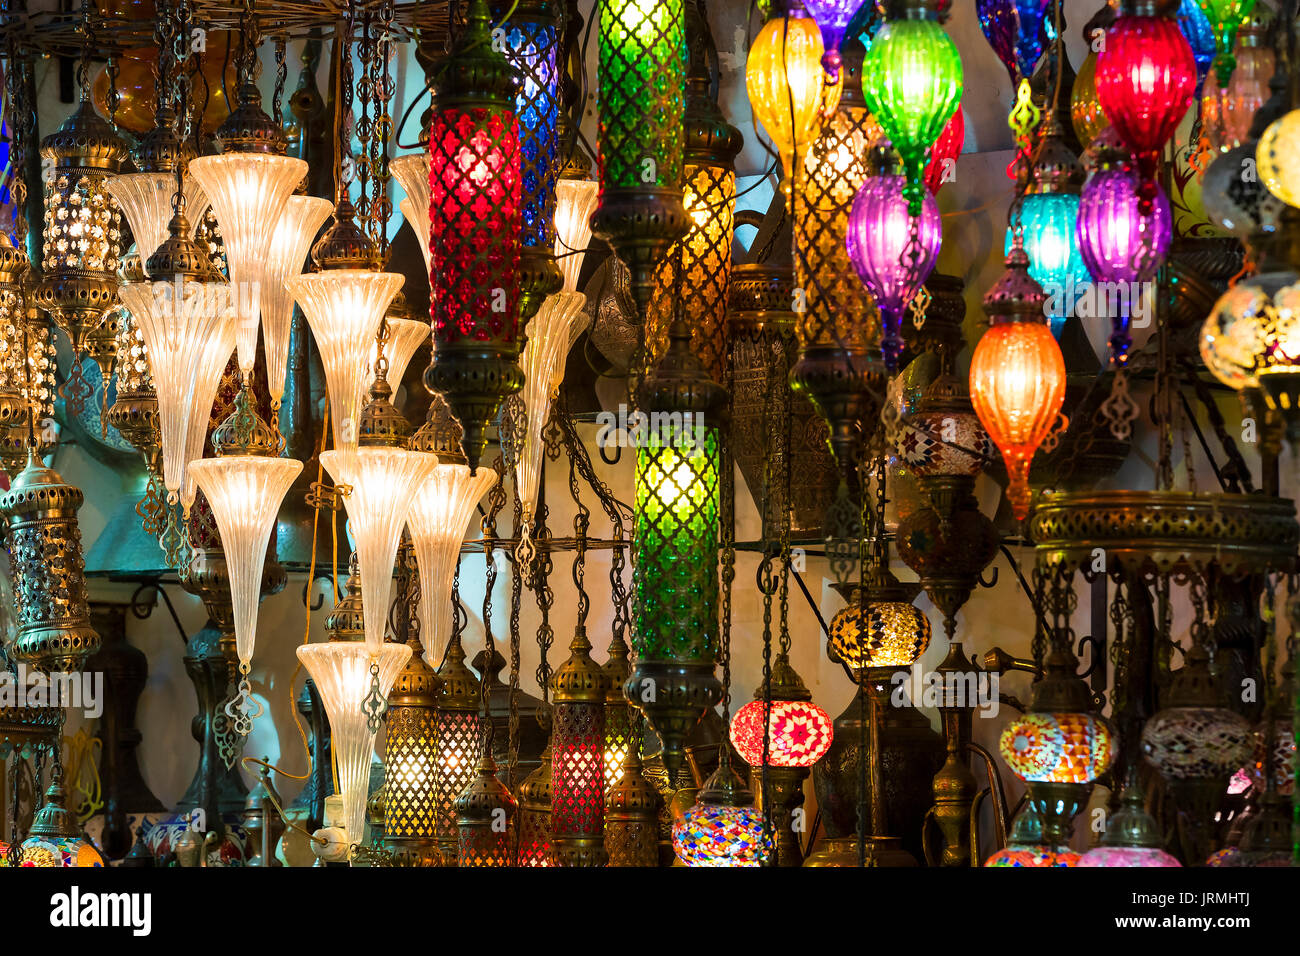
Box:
803;0;866;80
1075;129;1172;367
845;147;942;370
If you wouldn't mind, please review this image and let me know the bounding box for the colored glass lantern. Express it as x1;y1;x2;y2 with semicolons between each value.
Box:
673;763;772;867
999;712;1115;783
549;627;609;867
968;243;1066;520
803;0;866;80
456;755;517;866
1201;11;1273;153
1192;0;1257;87
1258;109;1300;210
516;746;554;866
627;323;724;782
1076;131;1173;365
923;105;963;196
746;7;842;201
12;777;104;867
433;634;481;866
729;699;834;768
425;0;524;473
828;597;932;671
604;748;661;867
1094;5;1196;214
1177;0;1218;91
859;1;963;215
493;0;564;320
975;0;1050;82
845;153;942;370
592;0;689;321
984;807;1078;867
296;637;412;854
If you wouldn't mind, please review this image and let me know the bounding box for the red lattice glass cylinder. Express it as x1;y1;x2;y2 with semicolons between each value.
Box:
549;698;606;866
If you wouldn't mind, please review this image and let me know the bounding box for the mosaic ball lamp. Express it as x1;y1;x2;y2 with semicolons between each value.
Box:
12;778;104;867
984;808;1079;867
728;699;834;768
1258;108;1300;211
999;712;1116;785
827;599;932;670
672;764;772;867
1142;706;1252;780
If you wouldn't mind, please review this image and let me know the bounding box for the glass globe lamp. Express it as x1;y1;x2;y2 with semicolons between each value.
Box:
827;596;931;672
1200;10;1273;153
984;806;1079;867
672;762;772;867
999;711;1115;784
728;698;834;768
10;778;104;867
1258;109;1300;210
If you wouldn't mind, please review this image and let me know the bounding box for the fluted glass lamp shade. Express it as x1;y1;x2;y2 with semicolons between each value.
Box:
746;13;842;198
553;179;598;293
296;640;412;850
187;154;307;373
188;456;303;668
362;318;429;405
391;154;431;276
117;280;235;501
180;322;240;510
287;271;405;451
320;447;439;654
258;195;334;405
406;464;496;663
105;173;210;263
516;292;589;533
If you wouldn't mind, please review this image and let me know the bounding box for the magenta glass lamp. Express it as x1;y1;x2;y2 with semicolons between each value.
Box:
1075;130;1172;366
845;154;942;370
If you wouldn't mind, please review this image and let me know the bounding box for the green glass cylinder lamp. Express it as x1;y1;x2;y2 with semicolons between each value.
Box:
549;625;610;866
591;0;690;322
424;0;525;472
625;320;725;784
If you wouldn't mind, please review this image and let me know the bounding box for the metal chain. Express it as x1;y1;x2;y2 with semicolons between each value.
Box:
508;475;523;785
480;456;507;754
76;0;92;99
373;0;396;257
273;35;287;127
355;8;376;237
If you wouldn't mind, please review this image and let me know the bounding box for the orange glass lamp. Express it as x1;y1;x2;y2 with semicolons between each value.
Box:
746;2;842;202
969;240;1066;520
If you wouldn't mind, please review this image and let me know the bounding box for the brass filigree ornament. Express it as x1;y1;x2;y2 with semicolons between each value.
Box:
455;754;517;867
434;632;481;866
0;450;100;673
0;232;34;476
604;748;661;867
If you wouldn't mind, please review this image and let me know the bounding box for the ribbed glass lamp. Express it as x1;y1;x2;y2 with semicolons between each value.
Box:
287;270;404;452
258;195;334;406
187;153;305;373
296;638;412;854
187;456;302;668
361;317;429;412
105;173;209;264
515;293;589;537
1200;11;1273;152
319;447;439;655
178;323;240;511
406;464;497;664
391;153;431;276
553;178;598;293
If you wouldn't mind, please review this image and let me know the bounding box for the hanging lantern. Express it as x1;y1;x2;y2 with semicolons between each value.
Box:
11;776;104;867
1077;787;1182;867
827;590;932;672
845;148;942;370
859;0;963;216
746;3;842;203
591;0;689;322
968;243;1066;521
730;697;833;769
1076;130;1173;365
549;627;609;867
1191;0;1257;88
391;153;432;276
803;0;867;80
984;806;1079;866
1200;9;1273;152
493;0;564;322
602;633;633;789
295;631;412;857
0;234;33;477
34;99;127;371
456;755;517;866
383;610;443;868
1258;109;1300;210
923;105;963;196
433;634;481;866
899;370;993;480
646;0;742;381
627;323;724;783
1177;0;1218;92
516;745;554;866
605;748;661;867
672;762;772;867
553;177;598;293
1005;121;1089;337
1070;3;1117;151
1093;0;1196;214
975;0;1050;83
425;0;524;473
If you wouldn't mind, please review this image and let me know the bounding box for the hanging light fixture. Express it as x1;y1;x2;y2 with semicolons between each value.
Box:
591;0;689;320
0;234;33;477
802;0;868;80
1077;786;1182;866
456;755;518;866
746;2;842;202
975;0;1051;84
859;0;963;216
968;242;1066;521
391;153;432;276
1070;3;1117;151
604;747;661;867
1093;0;1196;214
361;317;429;416
923;105;964;196
425;0;524;472
1177;0;1218;93
1201;8;1273;152
517;745;555;866
549;627;609;866
673;761;772;867
1258;109;1300;209
1191;0;1257;89
318;447;437;657
845;147;942;369
10;775;104;867
553;177;598;293
257;195;334;410
1005;119;1089;337
434;633;481;866
984;805;1079;866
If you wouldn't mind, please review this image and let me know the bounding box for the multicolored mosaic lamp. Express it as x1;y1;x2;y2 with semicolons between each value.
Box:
673;761;772;867
591;0;689;322
984;805;1079;866
424;0;523;472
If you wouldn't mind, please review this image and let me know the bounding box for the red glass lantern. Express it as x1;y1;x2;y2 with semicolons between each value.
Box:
1094;7;1196;212
969;243;1066;520
923;104;964;196
729;699;834;768
549;628;609;866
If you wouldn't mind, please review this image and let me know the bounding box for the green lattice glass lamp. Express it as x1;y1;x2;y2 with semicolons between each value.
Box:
626;319;724;783
859;0;963;215
591;0;690;323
